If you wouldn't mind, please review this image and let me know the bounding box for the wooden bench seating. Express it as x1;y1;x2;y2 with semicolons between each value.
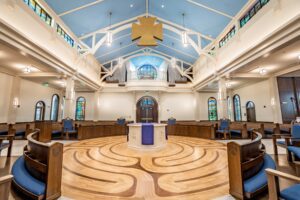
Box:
11;131;63;200
227;132;276;199
77;122;128;140
166;123;215;139
51;122;62;138
230;122;248;139
11;122;34;138
266;168;300;200
0;174;13;200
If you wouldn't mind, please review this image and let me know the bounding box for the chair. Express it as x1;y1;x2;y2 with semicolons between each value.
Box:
266;168;300;200
117;118;126;125
62;118;77;139
216;119;230;139
167;118;176;125
272;123;300;161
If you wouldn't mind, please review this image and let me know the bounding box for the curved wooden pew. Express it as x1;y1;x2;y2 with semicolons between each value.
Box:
0;174;13;200
11;130;63;200
227;132;276;199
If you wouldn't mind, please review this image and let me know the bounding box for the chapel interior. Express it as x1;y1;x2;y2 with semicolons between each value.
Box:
0;0;300;200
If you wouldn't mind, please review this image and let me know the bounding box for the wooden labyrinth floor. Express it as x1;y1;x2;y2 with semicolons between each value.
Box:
62;136;229;200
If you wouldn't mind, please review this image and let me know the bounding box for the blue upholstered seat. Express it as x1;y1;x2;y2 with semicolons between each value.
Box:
15;130;26;137
0;130;8;135
52;130;62;138
117;118;126;125
247;128;254;133
243;154;276;193
63;119;77;133
280;128;290;134
230;130;241;136
0;141;9;148
276;140;286;146
287;146;300;159
280;184;300;200
264;128;274;135
12;156;45;196
168;118;176;125
216;119;230;133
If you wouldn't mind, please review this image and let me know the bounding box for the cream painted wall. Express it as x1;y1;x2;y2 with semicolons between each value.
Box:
0;73;13;123
16;79;63;122
160;92;196;120
233;80;273;122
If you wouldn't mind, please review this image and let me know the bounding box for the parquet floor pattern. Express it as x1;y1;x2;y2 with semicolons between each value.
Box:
62;136;229;200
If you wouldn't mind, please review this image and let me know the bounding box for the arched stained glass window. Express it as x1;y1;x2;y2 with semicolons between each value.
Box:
50;94;59;121
233;94;242;121
208;97;218;121
35;101;45;121
137;64;157;80
75;97;86;120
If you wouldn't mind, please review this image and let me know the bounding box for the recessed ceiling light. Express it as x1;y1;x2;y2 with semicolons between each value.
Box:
161;4;165;8
130;4;133;8
23;67;31;74
259;68;267;75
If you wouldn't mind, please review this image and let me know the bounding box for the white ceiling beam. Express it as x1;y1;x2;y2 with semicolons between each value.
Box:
230;73;270;78
273;64;300;77
186;0;234;19
18;72;62;77
96;42;137;59
58;0;105;17
159;43;198;60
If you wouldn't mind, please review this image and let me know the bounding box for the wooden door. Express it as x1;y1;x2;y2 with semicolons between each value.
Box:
277;77;298;123
246;101;256;122
136;96;158;123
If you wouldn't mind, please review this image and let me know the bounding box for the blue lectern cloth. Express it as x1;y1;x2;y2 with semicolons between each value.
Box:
142;123;154;145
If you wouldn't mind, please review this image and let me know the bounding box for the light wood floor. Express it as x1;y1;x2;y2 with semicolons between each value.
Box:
62;136;229;200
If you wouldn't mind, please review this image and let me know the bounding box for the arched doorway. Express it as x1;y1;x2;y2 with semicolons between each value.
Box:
246;101;256;122
136;96;158;123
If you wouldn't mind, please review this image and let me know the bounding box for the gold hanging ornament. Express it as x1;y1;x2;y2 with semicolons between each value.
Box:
132;16;163;46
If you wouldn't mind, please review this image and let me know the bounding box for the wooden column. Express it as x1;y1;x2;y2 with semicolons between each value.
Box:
35;121;52;142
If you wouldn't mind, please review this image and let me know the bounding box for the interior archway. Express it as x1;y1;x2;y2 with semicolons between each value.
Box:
136;96;158;123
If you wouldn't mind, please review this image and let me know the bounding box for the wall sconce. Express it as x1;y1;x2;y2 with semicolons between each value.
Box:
13;97;20;108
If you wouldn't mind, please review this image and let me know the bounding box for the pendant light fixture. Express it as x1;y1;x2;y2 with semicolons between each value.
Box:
106;12;113;46
181;13;188;47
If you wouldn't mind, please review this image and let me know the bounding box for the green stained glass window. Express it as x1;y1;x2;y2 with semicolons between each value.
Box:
137;64;157;80
208;97;218;121
23;0;52;26
240;0;270;28
233;95;242;121
75;97;86;121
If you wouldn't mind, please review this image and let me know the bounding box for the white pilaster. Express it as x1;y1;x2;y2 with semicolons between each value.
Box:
217;78;228;119
63;77;75;119
269;77;282;123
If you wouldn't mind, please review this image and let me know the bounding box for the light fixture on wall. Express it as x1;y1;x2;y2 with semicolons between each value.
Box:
23;67;31;74
225;81;232;88
259;68;267;75
13;97;20;108
106;12;113;46
181;13;189;47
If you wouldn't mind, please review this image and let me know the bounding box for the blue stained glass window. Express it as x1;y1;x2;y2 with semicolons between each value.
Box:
208;97;218;121
23;0;52;26
233;95;242;121
35;101;45;121
50;94;59;121
75;97;86;120
137;64;157;80
140;97;154;107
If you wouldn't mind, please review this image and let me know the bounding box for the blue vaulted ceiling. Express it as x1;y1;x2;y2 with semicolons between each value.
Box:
44;0;247;65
